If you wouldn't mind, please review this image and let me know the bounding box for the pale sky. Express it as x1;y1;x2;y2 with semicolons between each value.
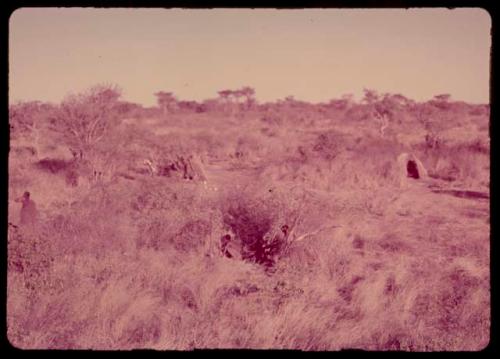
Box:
9;8;491;106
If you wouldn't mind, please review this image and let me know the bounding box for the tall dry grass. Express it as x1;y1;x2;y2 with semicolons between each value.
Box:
8;93;489;350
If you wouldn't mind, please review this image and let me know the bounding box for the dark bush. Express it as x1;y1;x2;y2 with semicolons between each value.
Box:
36;158;73;174
224;203;271;250
222;199;286;269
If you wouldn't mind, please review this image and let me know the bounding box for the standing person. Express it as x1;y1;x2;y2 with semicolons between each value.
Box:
16;191;38;228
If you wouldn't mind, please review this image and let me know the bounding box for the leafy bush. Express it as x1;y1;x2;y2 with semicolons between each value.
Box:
50;84;122;160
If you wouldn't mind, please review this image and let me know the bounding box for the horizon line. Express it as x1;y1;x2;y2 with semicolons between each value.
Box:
8;87;491;107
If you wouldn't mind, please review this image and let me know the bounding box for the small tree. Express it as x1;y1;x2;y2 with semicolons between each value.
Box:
239;86;256;110
217;90;232;101
217;89;234;114
362;88;379;105
232;89;243;104
373;100;392;137
431;93;452;110
52;84;122;161
433;94;451;102
154;91;177;116
390;93;412;107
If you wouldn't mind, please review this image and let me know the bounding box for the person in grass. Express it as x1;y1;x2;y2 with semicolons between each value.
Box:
16;191;38;228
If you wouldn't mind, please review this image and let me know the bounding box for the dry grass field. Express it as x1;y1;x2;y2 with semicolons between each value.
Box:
7;87;490;350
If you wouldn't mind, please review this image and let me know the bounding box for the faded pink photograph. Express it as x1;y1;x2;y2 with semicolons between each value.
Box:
8;8;490;351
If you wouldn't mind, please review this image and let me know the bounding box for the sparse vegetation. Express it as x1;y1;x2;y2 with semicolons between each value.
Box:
8;86;489;350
